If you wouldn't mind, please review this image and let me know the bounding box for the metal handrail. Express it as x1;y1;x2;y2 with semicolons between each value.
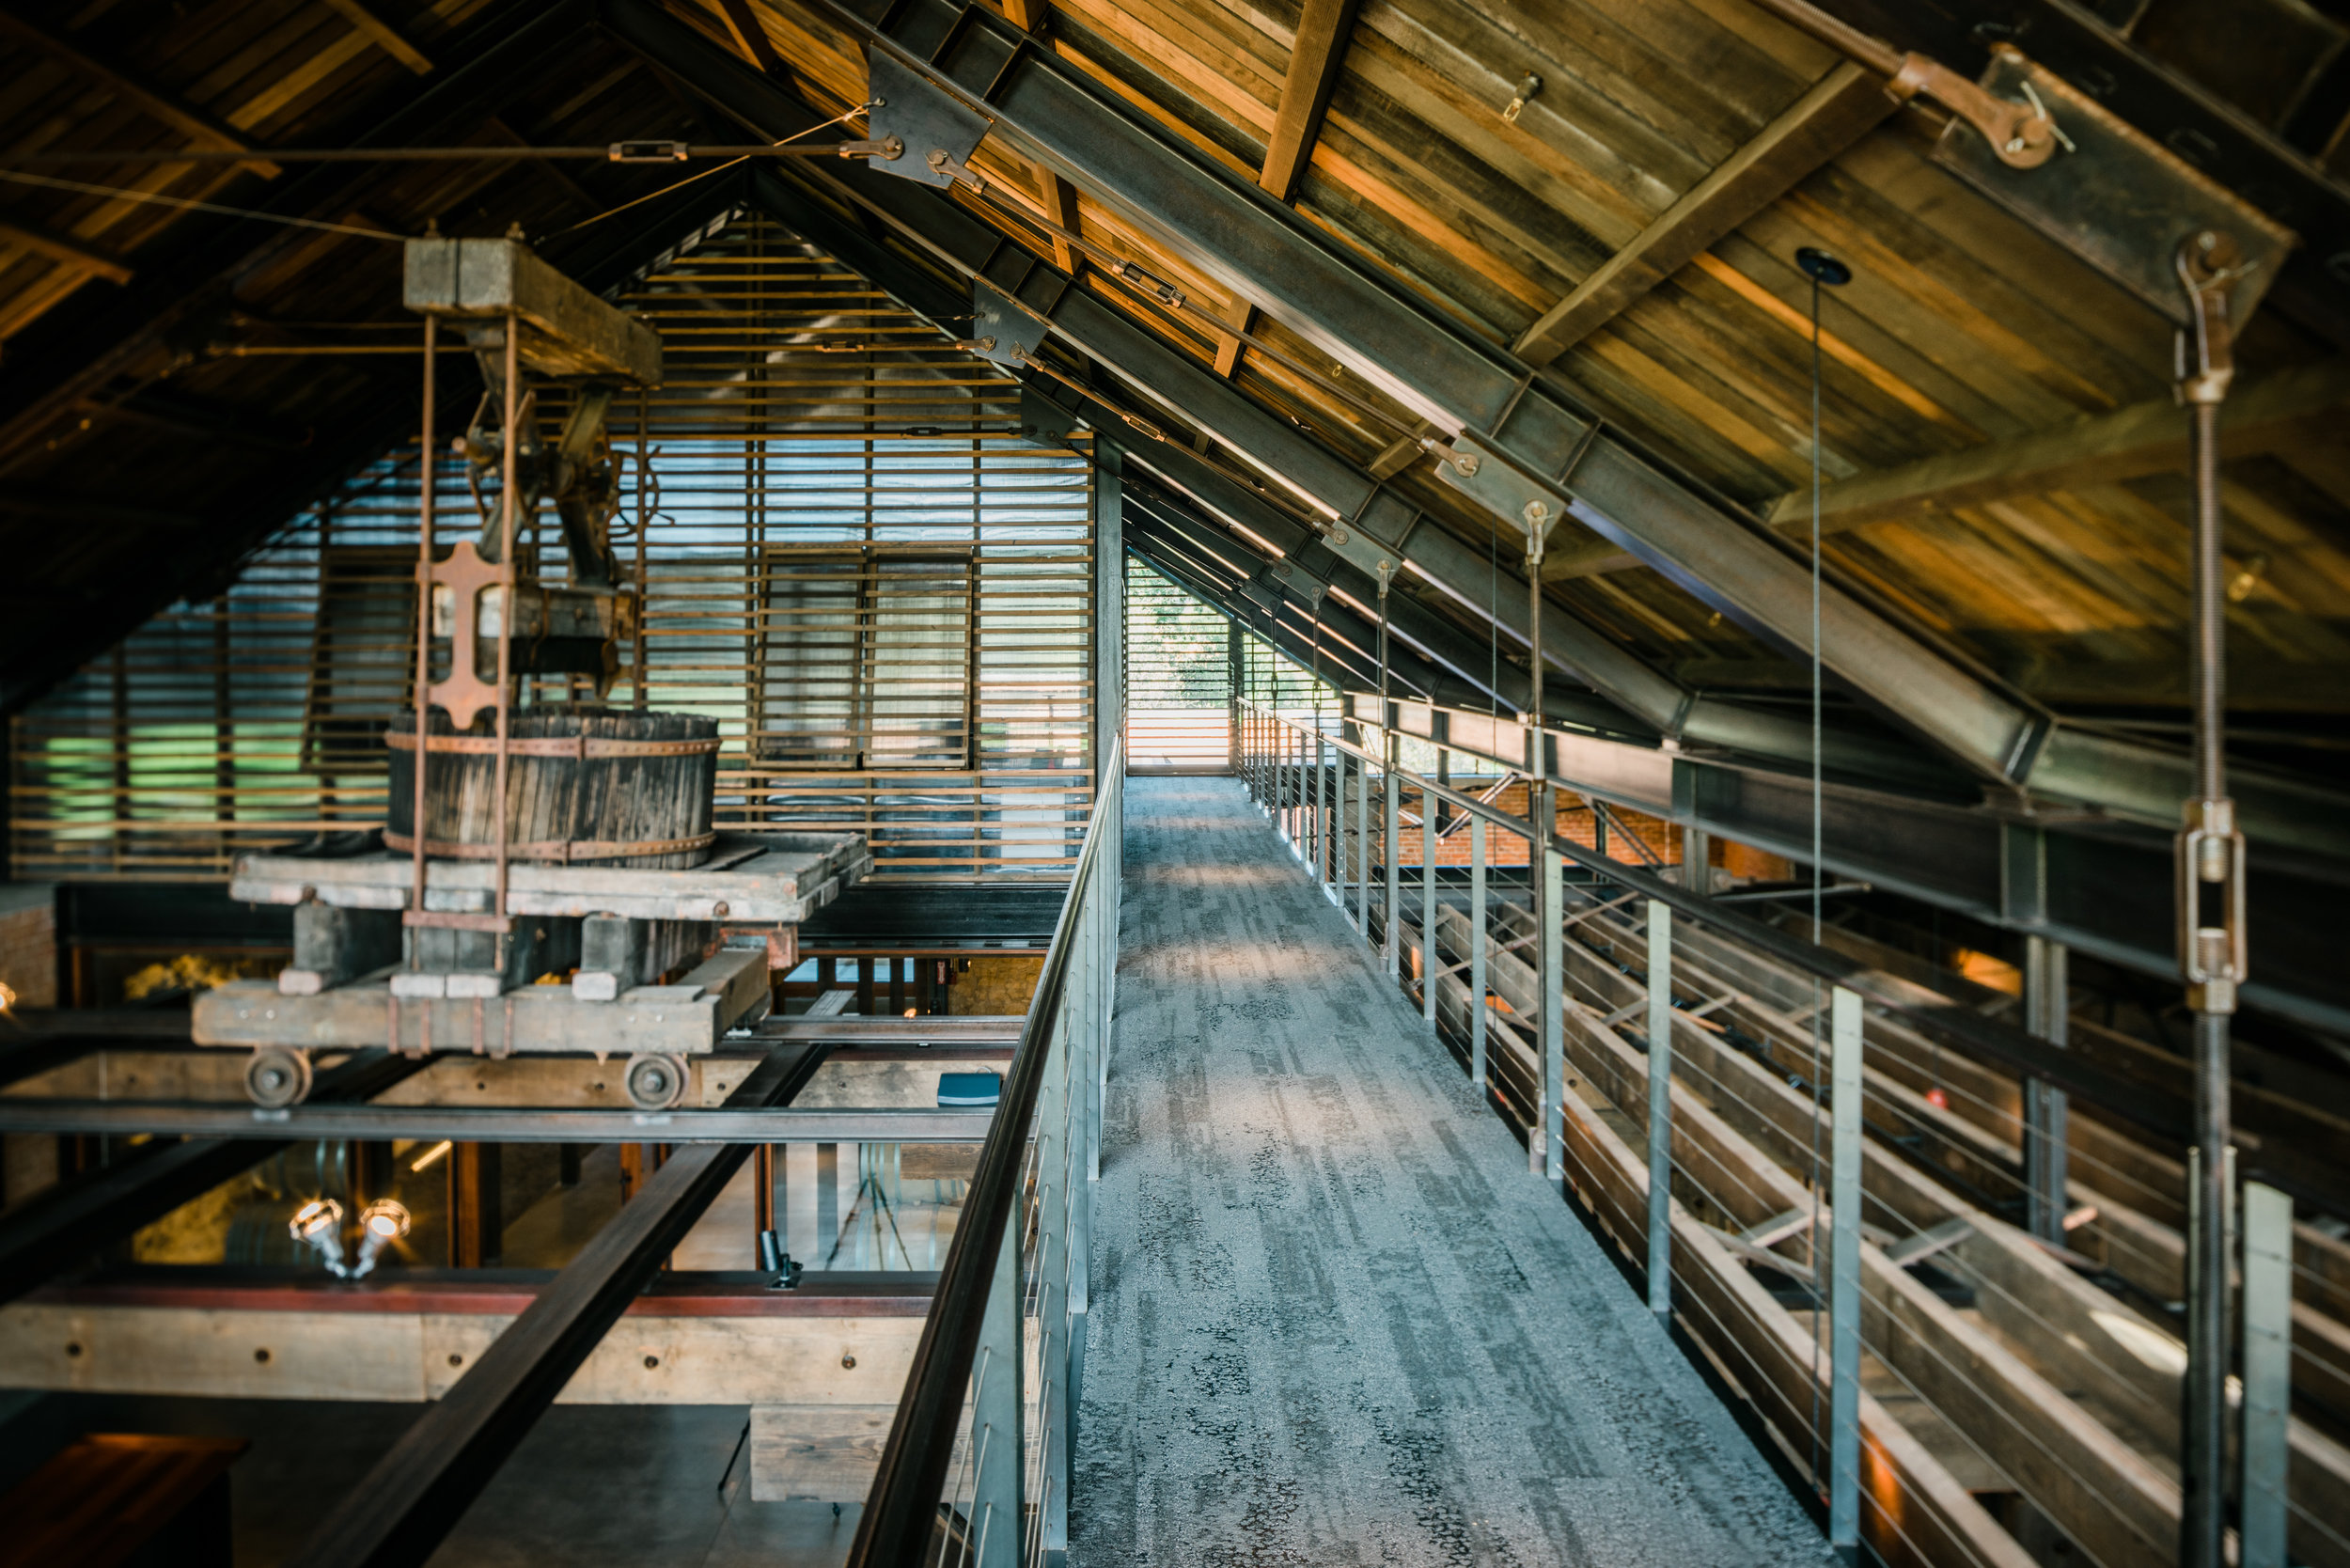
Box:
1246;698;2350;1218
846;734;1121;1564
1238;700;2198;1150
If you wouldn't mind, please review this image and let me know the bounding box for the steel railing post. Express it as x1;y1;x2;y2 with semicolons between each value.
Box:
972;1216;1023;1568
2024;935;2071;1243
1036;1018;1072;1560
1355;748;1371;939
1384;750;1401;980
1646;896;1673;1319
2241;1179;2292;1568
1538;817;1563;1186
1470;815;1487;1092
1318;727;1331;899
1829;984;1863;1556
1421;772;1437;1025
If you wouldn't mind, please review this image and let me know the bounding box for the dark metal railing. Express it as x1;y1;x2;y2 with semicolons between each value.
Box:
848;737;1121;1565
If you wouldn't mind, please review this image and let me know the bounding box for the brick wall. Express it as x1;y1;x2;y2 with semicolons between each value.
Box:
0;885;56;1010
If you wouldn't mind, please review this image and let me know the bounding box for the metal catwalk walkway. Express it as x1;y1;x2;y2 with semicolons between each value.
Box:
1071;776;1826;1567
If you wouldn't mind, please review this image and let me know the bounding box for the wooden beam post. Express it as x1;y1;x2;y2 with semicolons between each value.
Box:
321;0;434;73
1258;0;1359;203
0;221;134;286
1762;357;2350;533
447;1142;503;1266
1512;61;1893;367
713;0;796;91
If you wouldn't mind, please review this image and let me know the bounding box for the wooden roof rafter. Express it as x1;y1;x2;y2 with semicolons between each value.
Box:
0;8;285;178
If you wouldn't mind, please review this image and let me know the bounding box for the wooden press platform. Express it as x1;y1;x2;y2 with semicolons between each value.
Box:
225;831;871;925
191;832;873;1058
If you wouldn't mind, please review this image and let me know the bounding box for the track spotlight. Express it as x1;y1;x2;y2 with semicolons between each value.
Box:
352;1199;412;1278
289;1198;348;1275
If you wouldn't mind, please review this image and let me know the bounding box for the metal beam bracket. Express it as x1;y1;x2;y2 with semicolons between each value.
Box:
867;51;990;188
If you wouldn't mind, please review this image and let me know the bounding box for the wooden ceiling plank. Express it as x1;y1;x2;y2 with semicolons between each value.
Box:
1761;360;2350;533
0;9;284;177
1512;59;1890;367
0;219;135;285
321;0;436;74
1256;0;1357;202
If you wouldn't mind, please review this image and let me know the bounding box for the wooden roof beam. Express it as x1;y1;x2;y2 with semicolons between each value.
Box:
1761;358;2350;533
0;11;282;179
0;219;134;285
1212;293;1249;377
321;0;434;74
1512;61;1892;367
713;0;799;93
1257;0;1358;203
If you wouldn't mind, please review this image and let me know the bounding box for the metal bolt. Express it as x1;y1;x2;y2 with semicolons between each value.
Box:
449;1353;463;1367
644;1355;660;1370
1454;453;1480;478
1523;499;1550;527
841;1353;858;1370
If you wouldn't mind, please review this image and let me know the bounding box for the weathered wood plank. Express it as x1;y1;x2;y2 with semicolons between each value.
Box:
0;1301;925;1405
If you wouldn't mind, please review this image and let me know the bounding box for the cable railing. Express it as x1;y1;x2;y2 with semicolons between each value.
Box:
847;736;1120;1567
1235;698;2346;1568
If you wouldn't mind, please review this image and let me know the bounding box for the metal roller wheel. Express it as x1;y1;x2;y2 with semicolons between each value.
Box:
624;1052;689;1111
245;1047;313;1109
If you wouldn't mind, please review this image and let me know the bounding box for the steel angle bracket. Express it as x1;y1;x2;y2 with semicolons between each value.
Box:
1433;433;1573;543
867;52;990;189
969;278;1047;368
1934;47;2296;327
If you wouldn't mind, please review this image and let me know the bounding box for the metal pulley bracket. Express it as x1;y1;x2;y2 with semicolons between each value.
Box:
866;52;991;189
1932;47;2295;329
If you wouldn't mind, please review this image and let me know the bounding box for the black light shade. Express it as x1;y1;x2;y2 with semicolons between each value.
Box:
1795;246;1852;286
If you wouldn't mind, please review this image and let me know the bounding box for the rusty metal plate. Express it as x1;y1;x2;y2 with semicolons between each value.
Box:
1933;49;2296;328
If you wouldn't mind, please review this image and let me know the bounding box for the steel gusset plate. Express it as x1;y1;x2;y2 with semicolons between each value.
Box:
970;278;1045;368
867;51;990;188
1934;50;2296;327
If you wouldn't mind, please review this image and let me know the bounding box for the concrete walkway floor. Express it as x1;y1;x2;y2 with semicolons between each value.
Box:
1071;776;1827;1567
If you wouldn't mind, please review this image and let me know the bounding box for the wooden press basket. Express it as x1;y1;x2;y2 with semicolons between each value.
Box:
385;706;721;870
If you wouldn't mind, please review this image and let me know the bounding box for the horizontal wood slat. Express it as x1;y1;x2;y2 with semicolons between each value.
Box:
8;213;1096;883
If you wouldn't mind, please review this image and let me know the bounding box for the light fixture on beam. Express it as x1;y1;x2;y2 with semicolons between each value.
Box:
288;1198;347;1275
352;1199;412;1278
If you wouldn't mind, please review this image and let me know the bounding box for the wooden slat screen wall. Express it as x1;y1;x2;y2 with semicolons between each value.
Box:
9;212;1097;882
1124;558;1233;773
